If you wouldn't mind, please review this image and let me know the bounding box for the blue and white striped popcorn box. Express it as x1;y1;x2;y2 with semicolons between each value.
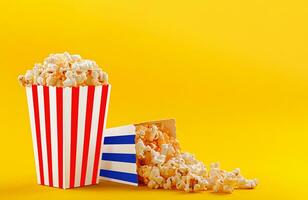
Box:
99;119;176;186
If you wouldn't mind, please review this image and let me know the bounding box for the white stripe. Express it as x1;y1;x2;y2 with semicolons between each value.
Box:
103;85;111;133
101;144;136;154
85;86;102;185
74;87;87;187
104;126;135;137
49;87;59;187
26;87;41;184
37;86;49;185
63;87;72;189
100;177;138;186
94;85;111;184
100;161;137;174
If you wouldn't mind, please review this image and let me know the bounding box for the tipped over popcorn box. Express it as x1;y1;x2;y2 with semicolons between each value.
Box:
99;119;176;186
100;119;258;192
25;85;110;188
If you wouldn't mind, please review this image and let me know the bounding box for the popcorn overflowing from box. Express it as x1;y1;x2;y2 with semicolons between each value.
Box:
100;119;258;193
18;52;108;87
19;53;110;188
19;52;258;193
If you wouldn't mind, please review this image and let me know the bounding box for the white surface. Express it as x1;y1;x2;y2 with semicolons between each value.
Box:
74;87;87;187
101;144;136;154
63;87;72;189
37;86;49;185
49;87;59;187
100;160;137;174
26;87;41;184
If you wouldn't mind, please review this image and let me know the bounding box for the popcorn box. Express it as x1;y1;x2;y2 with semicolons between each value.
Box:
25;84;111;189
99;119;175;186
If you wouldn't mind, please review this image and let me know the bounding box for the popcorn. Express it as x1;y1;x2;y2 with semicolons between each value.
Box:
18;52;108;87
207;162;258;193
135;122;258;193
151;149;166;165
237;177;258;189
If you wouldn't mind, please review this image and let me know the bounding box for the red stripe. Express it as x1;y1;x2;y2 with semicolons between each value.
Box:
70;87;80;188
56;88;63;188
43;86;53;186
91;85;109;184
80;86;95;186
32;85;45;185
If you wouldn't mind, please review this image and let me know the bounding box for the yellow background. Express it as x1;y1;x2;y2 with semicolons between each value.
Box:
1;0;307;199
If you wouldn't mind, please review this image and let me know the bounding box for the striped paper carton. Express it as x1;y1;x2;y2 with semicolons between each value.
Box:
100;119;176;186
25;84;111;189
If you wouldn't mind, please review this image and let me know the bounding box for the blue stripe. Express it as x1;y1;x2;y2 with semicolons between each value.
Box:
101;153;136;163
104;135;135;144
100;169;138;183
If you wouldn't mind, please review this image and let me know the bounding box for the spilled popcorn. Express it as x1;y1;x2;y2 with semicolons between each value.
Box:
135;123;258;193
18;52;108;87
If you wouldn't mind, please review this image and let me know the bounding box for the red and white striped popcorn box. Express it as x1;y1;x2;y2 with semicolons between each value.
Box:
25;84;111;189
99;119;175;186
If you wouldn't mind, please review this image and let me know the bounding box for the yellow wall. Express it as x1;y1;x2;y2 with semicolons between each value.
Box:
0;0;307;199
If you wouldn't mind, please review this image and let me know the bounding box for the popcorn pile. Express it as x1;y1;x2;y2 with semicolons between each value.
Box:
18;52;108;87
135;123;258;193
